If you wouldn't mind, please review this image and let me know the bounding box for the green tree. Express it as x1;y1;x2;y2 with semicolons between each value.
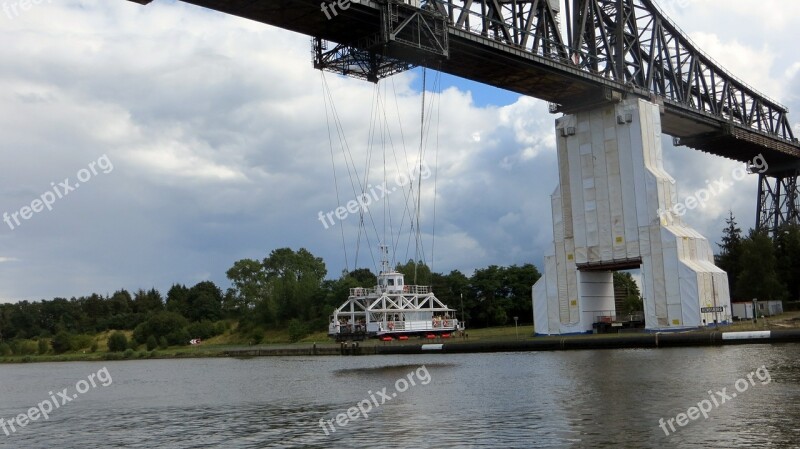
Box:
502;264;540;323
107;332;128;352
40;298;81;335
51;331;73;354
774;224;800;301
128;338;139;350
146;335;158;351
186;321;222;340
439;270;470;324
318;276;360;326
6;300;43;338
133;311;188;345
716;212;743;297
347;268;377;287
735;229;787;301
185;282;223;322
226;259;268;316
78;293;109;333
133;288;164;315
613;272;643;315
165;284;190;317
470;265;509;327
37;338;49;355
263;248;327;323
395;260;432;286
108;290;133;315
287;318;308;342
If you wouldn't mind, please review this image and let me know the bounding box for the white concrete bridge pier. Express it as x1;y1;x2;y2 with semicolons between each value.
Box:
533;98;732;335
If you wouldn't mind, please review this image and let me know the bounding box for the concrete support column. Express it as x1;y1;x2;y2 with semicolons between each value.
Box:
533;98;732;335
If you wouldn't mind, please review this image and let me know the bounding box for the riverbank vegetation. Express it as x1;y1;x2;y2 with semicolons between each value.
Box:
1;220;798;360
0;248;540;358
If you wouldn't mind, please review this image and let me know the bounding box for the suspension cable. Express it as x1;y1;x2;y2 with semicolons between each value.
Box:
321;72;349;272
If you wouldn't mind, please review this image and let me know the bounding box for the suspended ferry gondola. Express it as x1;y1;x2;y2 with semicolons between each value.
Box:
328;247;461;342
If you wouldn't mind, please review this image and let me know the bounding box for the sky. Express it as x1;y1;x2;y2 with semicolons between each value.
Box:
0;0;799;302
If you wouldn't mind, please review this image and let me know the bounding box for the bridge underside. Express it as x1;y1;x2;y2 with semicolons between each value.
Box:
170;0;800;171
130;0;800;230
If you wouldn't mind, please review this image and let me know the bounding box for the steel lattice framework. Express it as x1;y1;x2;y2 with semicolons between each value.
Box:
567;0;793;139
127;0;800;232
428;0;567;59
758;173;800;234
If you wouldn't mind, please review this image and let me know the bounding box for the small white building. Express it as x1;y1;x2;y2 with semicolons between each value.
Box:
732;300;784;319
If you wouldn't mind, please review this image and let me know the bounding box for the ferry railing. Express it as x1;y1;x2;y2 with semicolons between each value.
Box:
350;285;436;296
350;286;435;296
403;285;431;294
350;287;377;296
384;319;459;332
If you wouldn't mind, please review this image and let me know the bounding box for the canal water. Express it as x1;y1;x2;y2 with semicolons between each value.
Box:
1;345;799;448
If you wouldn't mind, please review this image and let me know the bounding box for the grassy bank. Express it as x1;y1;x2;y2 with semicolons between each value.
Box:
3;312;799;364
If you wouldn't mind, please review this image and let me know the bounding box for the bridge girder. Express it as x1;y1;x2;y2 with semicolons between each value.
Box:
566;0;795;141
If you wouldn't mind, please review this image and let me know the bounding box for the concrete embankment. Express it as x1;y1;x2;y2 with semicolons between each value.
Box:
223;330;800;357
374;330;800;355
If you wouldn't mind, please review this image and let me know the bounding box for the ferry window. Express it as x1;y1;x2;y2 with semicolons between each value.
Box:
398;279;403;285
388;279;395;286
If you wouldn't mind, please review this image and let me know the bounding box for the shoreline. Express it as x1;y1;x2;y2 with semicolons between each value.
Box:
4;328;799;364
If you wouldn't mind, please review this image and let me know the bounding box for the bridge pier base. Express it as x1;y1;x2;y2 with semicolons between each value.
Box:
533;98;732;335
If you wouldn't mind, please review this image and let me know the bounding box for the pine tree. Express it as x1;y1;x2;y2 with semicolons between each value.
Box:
716;211;743;298
735;229;787;301
774;224;800;301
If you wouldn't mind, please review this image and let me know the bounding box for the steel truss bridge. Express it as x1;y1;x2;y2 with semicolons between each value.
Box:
128;0;800;233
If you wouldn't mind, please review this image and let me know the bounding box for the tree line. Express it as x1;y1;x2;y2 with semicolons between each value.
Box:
0;281;230;356
715;213;800;302
5;214;788;355
0;247;542;353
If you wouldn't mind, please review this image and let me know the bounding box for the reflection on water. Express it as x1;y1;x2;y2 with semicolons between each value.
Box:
333;362;457;376
0;345;798;448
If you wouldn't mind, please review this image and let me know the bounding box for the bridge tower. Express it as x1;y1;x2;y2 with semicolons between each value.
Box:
757;172;800;234
533;98;732;334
